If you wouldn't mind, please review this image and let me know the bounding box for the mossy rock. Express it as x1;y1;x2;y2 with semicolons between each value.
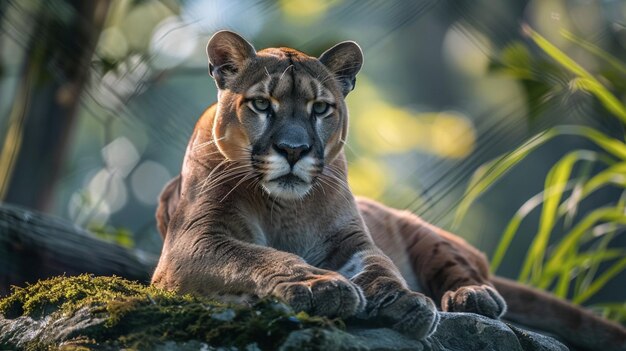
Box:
0;275;569;351
0;275;342;350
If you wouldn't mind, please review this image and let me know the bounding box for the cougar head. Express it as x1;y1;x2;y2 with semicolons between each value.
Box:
206;30;362;199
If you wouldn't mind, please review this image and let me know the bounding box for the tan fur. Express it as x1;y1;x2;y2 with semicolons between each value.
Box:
153;31;625;348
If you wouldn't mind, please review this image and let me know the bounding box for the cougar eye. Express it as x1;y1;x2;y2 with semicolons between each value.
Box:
252;98;271;112
312;101;329;115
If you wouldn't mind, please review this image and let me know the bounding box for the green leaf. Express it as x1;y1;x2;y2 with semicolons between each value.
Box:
575;234;619;297
555;249;626;272
490;181;576;272
523;25;626;123
590;302;626;324
561;160;594;229
571;78;626;124
519;150;598;284
573;256;626;304
575;162;626;200
455;126;626;229
561;126;626;160
543;207;626;283
561;29;626;76
553;249;625;299
453;130;556;228
493;42;533;79
554;255;575;299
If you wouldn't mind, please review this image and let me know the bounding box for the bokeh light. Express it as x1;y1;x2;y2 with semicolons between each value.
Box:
131;160;171;205
279;0;341;24
149;16;198;69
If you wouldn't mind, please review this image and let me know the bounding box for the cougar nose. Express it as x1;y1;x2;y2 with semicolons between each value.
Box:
274;142;310;167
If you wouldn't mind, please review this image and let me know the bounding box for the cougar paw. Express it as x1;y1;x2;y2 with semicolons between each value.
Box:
442;284;506;319
273;273;366;318
374;289;439;340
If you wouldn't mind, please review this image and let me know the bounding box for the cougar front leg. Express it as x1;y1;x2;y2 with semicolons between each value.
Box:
322;226;439;339
399;217;507;319
153;228;365;318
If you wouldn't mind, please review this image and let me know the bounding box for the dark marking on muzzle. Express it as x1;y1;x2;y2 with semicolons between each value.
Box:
273;124;312;167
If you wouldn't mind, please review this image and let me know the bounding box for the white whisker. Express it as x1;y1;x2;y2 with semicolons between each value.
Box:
192;136;226;151
219;171;256;202
279;65;294;81
200;165;253;194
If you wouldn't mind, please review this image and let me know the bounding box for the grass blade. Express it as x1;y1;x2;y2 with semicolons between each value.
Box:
543;207;626;284
575;234;618;297
491;181;576;272
561;162;626;211
555;126;626;160
523;25;626;123
591;302;626;324
519;151;598;284
561;29;626;75
454;130;556;228
454;126;626;230
573;257;626;304
561;160;593;229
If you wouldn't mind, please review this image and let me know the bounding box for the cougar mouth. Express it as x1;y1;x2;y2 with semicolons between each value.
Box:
269;173;306;184
263;172;313;199
251;151;320;200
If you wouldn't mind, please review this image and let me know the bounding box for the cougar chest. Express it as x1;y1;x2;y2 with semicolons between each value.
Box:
277;219;327;263
249;204;329;265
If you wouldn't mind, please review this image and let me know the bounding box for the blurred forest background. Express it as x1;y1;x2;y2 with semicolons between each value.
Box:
0;0;625;322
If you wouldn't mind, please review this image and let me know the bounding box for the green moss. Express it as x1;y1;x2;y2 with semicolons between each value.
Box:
0;275;154;319
0;275;343;350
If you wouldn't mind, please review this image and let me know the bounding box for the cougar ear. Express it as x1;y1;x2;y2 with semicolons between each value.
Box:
206;30;256;89
318;41;363;96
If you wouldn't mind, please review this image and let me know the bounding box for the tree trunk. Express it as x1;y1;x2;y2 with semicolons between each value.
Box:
0;203;157;296
0;0;109;210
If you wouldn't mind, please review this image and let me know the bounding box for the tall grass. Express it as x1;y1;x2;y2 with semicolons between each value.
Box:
454;25;626;323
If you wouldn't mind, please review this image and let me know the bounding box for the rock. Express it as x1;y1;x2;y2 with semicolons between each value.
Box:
279;314;569;351
433;313;568;351
508;324;569;351
0;275;568;350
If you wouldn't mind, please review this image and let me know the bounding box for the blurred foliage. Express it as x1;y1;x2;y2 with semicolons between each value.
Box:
279;0;342;24
592;302;626;325
346;78;476;198
68;188;135;248
89;224;135;248
455;26;626;323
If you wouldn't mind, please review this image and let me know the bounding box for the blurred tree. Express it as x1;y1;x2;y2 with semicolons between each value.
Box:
0;0;109;210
